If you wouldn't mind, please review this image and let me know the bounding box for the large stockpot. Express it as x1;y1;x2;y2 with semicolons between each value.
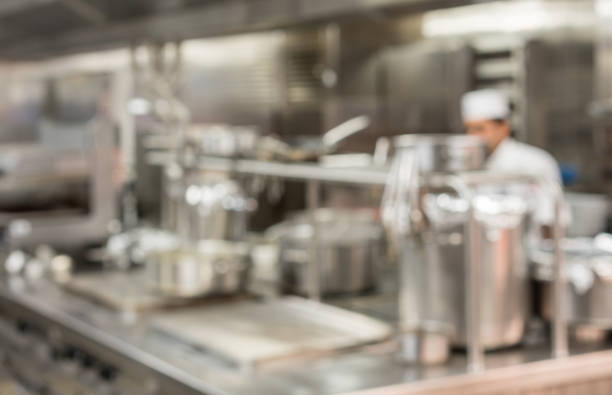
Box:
421;193;530;348
268;209;384;296
146;240;250;298
383;134;531;363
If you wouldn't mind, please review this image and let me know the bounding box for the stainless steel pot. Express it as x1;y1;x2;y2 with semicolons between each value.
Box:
532;238;612;329
392;134;487;173
442;194;530;348
178;173;255;242
383;134;531;361
268;209;384;296
146;240;250;298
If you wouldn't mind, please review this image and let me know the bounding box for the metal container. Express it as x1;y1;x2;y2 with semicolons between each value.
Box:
178;174;255;242
269;209;384;296
532;238;612;329
384;134;530;361
399;192;530;350
392;134;488;173
446;194;530;348
256;115;370;161
146;240;250;298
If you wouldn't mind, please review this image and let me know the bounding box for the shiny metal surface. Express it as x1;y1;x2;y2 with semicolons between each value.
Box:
384;139;531;360
533;240;612;330
392;134;488;173
0;143;88;211
148;153;390;186
65;270;197;312
0;277;609;395
552;196;569;359
146;240;250;298
447;194;530;349
0;54;128;248
399;327;450;366
384;41;473;136
177;174;253;242
0;0;483;60
271;209;384;296
257;115;371;162
151;297;392;370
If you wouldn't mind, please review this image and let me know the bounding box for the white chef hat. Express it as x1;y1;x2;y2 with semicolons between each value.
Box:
461;89;510;122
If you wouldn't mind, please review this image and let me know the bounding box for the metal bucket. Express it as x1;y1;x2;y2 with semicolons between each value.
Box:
401;192;530;350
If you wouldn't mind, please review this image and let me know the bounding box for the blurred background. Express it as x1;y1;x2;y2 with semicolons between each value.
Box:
1;0;612;394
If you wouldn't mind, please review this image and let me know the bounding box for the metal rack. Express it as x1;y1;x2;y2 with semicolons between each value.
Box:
148;153;389;185
149;152;569;372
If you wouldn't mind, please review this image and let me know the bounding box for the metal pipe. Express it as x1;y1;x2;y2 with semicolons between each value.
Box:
447;176;484;372
306;180;321;302
553;193;569;358
466;199;484;372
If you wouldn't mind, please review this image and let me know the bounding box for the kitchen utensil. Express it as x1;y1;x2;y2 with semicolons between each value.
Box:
383;134;530;355
146;240;250;298
268;208;384;296
257;115;371;161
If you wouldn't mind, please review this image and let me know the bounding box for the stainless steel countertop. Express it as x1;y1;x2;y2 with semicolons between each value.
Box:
0;275;611;395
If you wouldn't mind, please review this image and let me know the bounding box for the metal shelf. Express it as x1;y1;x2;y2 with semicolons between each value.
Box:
147;152;388;186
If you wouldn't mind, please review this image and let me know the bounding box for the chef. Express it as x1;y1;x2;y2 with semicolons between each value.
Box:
461;89;567;236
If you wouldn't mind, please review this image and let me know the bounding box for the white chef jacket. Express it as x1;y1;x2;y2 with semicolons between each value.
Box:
485;138;566;226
